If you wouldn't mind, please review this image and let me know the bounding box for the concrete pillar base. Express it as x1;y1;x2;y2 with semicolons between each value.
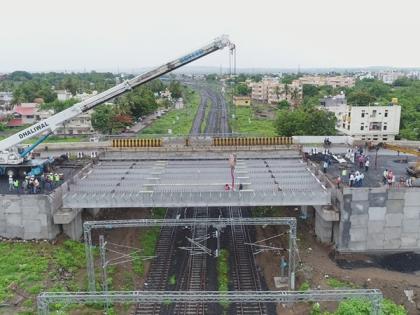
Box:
62;210;83;240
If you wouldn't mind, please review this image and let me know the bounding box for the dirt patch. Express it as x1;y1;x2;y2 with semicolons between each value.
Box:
252;208;420;314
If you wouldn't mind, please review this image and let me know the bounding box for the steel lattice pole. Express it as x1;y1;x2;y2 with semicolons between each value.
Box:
84;224;96;291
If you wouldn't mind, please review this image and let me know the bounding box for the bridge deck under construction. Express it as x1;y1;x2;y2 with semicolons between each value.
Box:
63;157;330;208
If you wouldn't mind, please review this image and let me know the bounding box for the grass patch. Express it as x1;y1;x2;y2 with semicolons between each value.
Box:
54;240;86;272
201;99;211;133
139;89;199;136
310;298;407;315
298;280;310;291
326;277;358;289
0;240;96;314
169;275;176;285
217;249;229;309
0;242;49;303
231;106;277;136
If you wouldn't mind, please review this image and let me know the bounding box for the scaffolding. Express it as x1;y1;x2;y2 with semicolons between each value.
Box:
83;217;297;291
37;289;384;315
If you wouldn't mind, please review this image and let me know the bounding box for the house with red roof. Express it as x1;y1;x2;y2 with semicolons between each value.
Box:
7;103;40;127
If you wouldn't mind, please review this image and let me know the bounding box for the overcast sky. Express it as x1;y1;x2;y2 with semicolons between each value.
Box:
1;0;420;72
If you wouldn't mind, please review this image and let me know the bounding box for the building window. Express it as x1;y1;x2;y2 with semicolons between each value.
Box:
383;137;387;141
371;110;377;118
384;110;388;117
383;125;387;130
373;137;378;140
342;123;345;128
369;122;382;131
360;126;364;131
361;112;365;118
347;125;350;130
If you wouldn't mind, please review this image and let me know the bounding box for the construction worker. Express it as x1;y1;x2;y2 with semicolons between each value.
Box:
22;177;28;194
54;173;60;187
364;159;370;172
13;178;19;192
323;160;328;174
8;175;13;192
33;178;40;194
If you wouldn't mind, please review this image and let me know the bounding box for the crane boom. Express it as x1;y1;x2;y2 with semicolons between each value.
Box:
0;35;234;153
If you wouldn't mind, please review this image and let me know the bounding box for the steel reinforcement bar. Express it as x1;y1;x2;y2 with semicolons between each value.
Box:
37;289;383;315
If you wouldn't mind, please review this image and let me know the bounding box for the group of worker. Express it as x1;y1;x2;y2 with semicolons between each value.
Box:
8;172;63;194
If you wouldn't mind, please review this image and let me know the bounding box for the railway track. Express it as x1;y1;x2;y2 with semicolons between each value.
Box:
134;210;178;315
228;207;268;315
190;89;209;136
173;207;209;315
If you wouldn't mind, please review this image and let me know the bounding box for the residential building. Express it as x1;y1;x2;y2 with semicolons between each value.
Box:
377;72;405;85
8;103;40;127
0;91;13;110
320;92;347;108
54;110;94;135
75;91;98;101
233;96;251;106
298;76;355;88
249;78;302;104
56;90;73;101
174;98;184;109
160;89;172;101
322;100;401;141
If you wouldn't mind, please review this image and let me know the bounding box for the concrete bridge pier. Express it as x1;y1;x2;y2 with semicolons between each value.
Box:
53;208;83;241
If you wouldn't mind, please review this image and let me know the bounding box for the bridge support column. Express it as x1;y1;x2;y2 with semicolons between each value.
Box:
62;210;83;241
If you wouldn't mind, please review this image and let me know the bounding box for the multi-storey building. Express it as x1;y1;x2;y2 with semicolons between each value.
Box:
322;97;401;141
249;78;302;105
298;76;356;88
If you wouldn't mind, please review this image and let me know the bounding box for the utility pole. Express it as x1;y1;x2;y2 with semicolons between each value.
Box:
99;235;110;312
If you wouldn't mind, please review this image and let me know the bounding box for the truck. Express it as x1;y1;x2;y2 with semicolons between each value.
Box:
0;35;235;177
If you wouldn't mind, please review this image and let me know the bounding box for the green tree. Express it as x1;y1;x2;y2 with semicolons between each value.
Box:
303;84;319;97
41;99;78;113
277;100;290;110
168;80;182;99
235;83;251;96
118;87;158;119
91;105;114;134
275;108;336;136
275;109;308;136
347;91;376;105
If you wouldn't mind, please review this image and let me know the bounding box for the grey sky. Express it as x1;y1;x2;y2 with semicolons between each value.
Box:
1;0;420;72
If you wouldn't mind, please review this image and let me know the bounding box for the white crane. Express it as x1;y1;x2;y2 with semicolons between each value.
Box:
0;35;235;177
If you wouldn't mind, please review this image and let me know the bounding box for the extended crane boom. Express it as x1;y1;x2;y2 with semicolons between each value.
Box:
0;35;235;171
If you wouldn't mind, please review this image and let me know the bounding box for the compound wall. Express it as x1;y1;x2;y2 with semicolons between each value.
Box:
336;187;420;252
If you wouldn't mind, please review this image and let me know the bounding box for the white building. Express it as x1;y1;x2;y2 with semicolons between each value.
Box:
0;91;13;109
54;110;95;135
324;102;401;141
56;90;73;101
377;72;405;84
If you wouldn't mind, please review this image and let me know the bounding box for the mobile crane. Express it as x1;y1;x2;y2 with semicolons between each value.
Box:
0;35;235;177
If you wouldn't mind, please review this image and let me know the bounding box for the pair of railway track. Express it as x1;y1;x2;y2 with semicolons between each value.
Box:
228;207;269;315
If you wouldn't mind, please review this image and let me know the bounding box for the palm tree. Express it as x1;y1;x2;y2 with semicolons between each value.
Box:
290;88;300;108
284;84;290;101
